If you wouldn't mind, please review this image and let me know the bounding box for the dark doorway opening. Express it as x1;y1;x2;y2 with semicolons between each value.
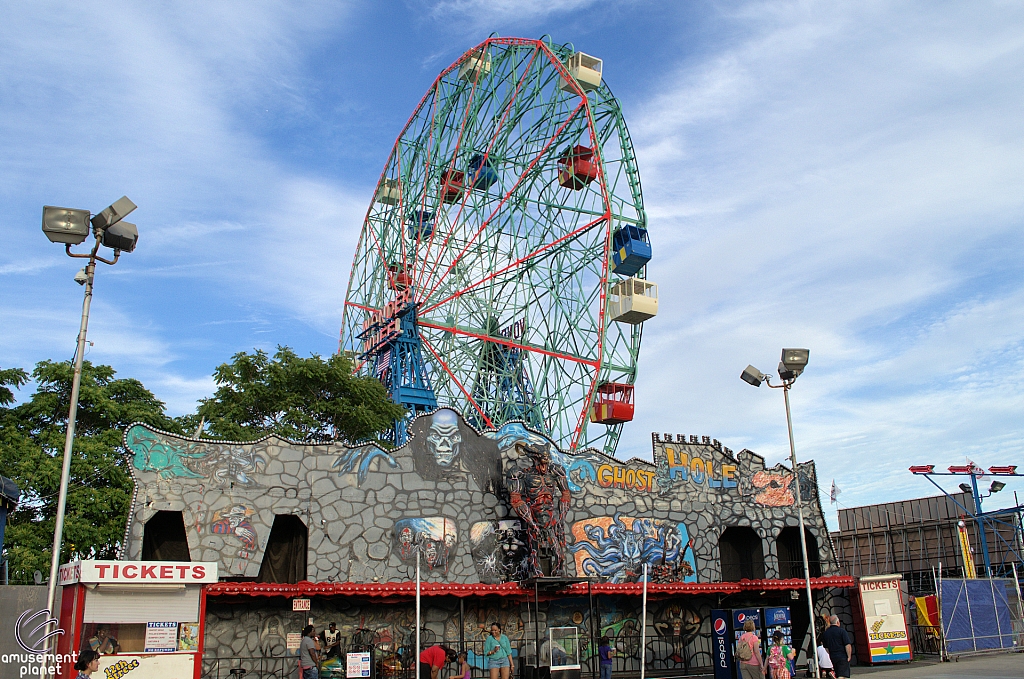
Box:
141;510;191;561
777;527;822;578
718;527;765;581
258;515;307;583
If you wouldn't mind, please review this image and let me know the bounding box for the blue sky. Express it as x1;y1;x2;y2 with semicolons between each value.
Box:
2;1;1023;526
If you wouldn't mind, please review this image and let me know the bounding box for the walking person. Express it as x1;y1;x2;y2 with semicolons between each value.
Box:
597;636;614;679
736;619;765;679
484;623;514;679
73;650;101;678
766;631;794;679
819;616;852;678
300;624;321;679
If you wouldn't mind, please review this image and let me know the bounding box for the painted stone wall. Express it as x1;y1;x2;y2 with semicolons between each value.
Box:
122;411;837;584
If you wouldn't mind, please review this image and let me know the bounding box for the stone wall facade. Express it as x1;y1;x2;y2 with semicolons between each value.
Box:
122;412;837;586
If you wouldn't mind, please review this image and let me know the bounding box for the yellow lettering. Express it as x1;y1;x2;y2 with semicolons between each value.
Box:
597;464;613;487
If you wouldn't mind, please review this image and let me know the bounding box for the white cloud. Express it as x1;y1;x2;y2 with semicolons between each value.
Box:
614;2;1024;523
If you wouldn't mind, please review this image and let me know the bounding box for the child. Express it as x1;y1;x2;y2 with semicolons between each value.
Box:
766;630;793;679
816;643;836;679
598;636;614;679
458;652;471;679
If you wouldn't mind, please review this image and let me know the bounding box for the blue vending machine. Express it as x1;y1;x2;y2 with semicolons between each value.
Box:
710;610;734;679
764;607;793;676
764;606;792;645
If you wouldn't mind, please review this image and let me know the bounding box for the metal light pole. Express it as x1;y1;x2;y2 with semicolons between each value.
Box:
782;384;819;676
40;198;138;649
741;349;818;676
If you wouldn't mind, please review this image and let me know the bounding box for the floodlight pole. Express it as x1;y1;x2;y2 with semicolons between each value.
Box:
766;378;818;676
45;228;119;647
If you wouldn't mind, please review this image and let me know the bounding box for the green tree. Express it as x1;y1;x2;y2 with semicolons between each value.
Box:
0;360;179;583
192;346;405;444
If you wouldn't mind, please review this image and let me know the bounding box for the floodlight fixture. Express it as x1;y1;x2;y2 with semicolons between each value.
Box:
781;348;810;377
90;195;137;230
740;364;765;387
989;481;1005;494
42;206;91;245
101;221;138;252
958;483;972;494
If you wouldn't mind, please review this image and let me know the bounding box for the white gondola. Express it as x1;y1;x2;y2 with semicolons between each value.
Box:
458;49;492;83
559;52;602;93
375;178;402;205
608;277;657;324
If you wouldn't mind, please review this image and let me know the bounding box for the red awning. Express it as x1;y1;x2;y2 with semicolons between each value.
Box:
205;576;853;599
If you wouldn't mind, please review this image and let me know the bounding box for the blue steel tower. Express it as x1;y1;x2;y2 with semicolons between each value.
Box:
359;296;437;445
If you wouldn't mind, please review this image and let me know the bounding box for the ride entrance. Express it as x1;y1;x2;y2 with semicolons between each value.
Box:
340;37;656;454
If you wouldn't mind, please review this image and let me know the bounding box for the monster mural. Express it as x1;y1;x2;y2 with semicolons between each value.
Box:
392;517;458;572
410;408;502;492
568;515;697;583
469;519;530;583
126;425;266;485
506;441;572;577
210;504;258;556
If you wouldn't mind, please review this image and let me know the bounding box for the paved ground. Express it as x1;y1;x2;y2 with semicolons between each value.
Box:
851;652;1022;678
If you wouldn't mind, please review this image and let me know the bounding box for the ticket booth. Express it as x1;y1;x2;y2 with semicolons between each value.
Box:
56;559;218;679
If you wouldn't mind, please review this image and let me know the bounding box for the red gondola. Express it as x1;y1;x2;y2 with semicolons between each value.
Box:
589;382;634;424
440;170;465;203
558;145;599;190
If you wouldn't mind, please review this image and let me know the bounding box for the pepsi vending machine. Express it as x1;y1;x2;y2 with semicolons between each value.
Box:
732;609;763;678
710;610;734;679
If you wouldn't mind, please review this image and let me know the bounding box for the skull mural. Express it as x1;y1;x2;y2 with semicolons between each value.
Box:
425;409;462;466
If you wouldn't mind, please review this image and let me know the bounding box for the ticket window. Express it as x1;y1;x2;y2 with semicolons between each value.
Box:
56;560;217;679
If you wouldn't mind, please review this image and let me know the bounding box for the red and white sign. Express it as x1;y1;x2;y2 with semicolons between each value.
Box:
292;598;311;611
58;560;219;585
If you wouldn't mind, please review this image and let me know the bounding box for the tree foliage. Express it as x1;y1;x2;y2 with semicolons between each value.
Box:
193;346;405;444
0;361;179;583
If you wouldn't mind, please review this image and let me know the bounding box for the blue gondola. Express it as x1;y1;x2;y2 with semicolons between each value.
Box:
468;153;498;190
611;224;651;277
407;210;435;240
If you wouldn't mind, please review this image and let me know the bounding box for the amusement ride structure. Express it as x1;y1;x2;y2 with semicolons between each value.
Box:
340;37;656;454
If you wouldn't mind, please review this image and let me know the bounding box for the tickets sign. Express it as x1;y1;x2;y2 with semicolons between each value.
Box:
58;560;219;585
858;575;911;663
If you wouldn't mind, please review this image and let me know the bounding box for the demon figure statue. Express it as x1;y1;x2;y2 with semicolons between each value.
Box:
506;441;571;577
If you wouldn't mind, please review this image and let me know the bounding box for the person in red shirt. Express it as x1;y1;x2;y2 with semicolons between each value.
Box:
420;645;457;679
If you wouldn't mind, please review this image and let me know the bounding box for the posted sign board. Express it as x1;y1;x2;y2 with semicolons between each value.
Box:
857;574;911;663
347;652;372;677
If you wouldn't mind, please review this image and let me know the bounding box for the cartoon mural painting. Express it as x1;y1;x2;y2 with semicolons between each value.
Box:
568;515;697;583
409;409;501;492
469;520;530;583
125;425;265;486
506;441;572;577
210;504;258;557
392;518;458;572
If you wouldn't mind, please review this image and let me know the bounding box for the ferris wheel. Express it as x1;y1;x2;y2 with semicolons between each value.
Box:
340;36;657;455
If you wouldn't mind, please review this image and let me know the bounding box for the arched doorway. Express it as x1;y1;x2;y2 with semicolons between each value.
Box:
718;527;765;580
776;527;821;578
141;510;191;561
